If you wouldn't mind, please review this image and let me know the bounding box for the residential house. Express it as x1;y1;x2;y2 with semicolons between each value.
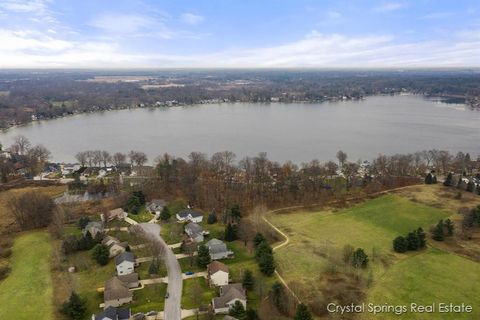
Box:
104;277;133;308
115;252;135;276
207;261;229;287
146;199;167;215
212;283;247;314
205;238;234;260
104;208;127;222
92;306;131;320
185;222;204;243
83;221;104;238
117;273;139;289
102;236;128;258
176;209;203;223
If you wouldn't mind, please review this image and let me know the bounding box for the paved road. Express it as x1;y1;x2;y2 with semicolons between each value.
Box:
138;223;182;320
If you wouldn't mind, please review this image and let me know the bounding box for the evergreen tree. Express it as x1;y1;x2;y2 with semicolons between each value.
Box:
197;244;211;268
406;231;419;251
294;303;313;320
253;233;266;247
229;300;246;319
92;244;109;265
351;248;368;268
432;220;445;241
77;216;90;229
271;282;285;310
224;223;237;242
61;291;87;320
444;218;454;236
160;206;171;221
133;190;146;205
149;259;159;275
242;269;254;290
392;236;408;253
207;210;218;224
425;173;434;184
255;241;272;262
258;252;275;276
443;172;453;187
230;204;242;222
416;227;427;248
126;195;141;214
466;181;475;193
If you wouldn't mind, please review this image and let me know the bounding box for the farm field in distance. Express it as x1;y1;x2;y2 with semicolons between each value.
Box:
268;185;480;319
0;231;54;320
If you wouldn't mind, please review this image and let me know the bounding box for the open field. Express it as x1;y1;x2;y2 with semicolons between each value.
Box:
270;194;451;282
0;185;66;233
181;277;215;309
364;248;480;320
0;231;54;320
267;185;480;318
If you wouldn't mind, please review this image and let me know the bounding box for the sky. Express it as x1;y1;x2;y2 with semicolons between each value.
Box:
0;0;479;68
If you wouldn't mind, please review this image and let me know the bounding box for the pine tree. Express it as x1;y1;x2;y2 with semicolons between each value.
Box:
432;220;445;241
258;252;275;276
294;303;313;320
77;216;90;229
393;236;408;253
242;269;254;290
255;241;272;262
271;282;285;310
443;172;453;186
351;248;368;268
406;231;419;251
425;173;434;184
92;244;109;265
416;227;426;248
149;259;159;275
253;233;266;247
207;210;218;224
197;244;211;268
61;291;87;320
160;206;171;221
466;181;475;193
229;300;246;319
246;308;259;320
224;223;237;242
444;219;454;236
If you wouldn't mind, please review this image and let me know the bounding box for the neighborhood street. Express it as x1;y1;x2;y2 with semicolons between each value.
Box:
138;223;182;320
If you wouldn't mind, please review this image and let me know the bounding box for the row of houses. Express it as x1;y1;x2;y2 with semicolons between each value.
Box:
207;261;247;314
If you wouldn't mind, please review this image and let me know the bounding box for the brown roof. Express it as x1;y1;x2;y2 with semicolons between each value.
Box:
108;208;125;218
117;273;139;285
213;283;246;309
208;261;229;275
104;277;132;301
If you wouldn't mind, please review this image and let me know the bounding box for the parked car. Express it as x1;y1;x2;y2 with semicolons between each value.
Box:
185;271;194;275
165;292;170;299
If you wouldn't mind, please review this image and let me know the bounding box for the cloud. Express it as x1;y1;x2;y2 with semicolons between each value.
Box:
374;2;407;12
180;13;205;25
421;12;452;20
89;13;157;34
0;0;51;13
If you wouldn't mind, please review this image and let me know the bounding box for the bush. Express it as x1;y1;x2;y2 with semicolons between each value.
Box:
207;210;218;224
351;248;368;268
160;206;171;221
61;292;87;320
392;236;408;253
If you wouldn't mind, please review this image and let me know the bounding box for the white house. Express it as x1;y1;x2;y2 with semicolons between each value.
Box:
115;252;135;276
208;261;229;287
212;283;247;314
176;209;203;223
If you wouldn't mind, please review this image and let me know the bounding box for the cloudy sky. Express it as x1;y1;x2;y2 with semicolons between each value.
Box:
0;0;479;68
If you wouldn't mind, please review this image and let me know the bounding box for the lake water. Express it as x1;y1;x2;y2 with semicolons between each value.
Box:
1;95;479;163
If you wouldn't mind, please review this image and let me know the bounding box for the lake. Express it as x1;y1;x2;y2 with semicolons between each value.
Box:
0;95;479;163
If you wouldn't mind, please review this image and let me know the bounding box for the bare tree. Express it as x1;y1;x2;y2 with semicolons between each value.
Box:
112;152;127;167
75;151;88;166
129;151;148;166
336;150;347;168
10;135;31;155
9;191;55;230
101;150;112;168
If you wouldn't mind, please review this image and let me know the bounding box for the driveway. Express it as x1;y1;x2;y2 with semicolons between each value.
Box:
138;223;182;320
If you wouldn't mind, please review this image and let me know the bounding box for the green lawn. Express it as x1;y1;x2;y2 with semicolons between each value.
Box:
130;284;167;313
128;207;154;223
364;248;480;320
270;195;452;282
0;231;54;320
181;277;215;309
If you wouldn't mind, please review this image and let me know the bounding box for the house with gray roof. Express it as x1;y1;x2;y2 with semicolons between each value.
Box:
212;283;247;314
185;222;204;242
104;277;133;308
115;252;135;276
92;306;131;320
83;221;104;238
146;199;167;214
205;238;234;260
177;209;204;223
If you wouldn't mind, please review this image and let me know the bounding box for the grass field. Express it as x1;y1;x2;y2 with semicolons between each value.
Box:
181;277;215;309
364;248;480;320
0;231;54;320
270;194;451;282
